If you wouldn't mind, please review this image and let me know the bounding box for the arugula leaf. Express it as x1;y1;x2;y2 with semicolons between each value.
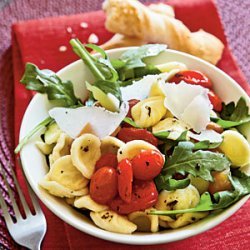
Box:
155;177;190;191
93;80;122;101
212;97;250;128
153;131;188;141
193;140;222;150
118;64;161;83
70;39;118;82
21;63;80;107
123;117;141;128
120;44;167;69
15;117;53;154
161;142;231;182
150;169;250;215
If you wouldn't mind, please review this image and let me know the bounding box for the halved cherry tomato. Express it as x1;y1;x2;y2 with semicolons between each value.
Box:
169;70;213;89
131;150;164;180
127;99;140;118
90;167;118;204
95;153;118;170
117;127;158;147
208;90;222;112
117;159;133;203
109;180;158;214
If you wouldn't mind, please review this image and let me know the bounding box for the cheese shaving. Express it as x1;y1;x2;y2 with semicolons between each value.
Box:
121;70;179;101
163;81;212;132
49;102;128;139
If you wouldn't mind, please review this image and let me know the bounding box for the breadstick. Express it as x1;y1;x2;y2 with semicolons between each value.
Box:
102;0;224;65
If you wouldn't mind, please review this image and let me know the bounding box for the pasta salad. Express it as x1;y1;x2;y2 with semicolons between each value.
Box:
16;40;250;234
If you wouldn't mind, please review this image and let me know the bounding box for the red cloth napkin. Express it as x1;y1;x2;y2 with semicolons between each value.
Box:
12;0;250;249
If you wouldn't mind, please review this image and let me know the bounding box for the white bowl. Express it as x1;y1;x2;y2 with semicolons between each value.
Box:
20;48;250;245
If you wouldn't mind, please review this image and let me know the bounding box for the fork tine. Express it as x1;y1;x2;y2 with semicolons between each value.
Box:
7;163;32;216
0;164;23;219
15;160;43;213
0;189;13;225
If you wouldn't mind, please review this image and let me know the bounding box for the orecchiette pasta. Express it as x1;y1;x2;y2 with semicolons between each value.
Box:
128;208;159;233
156;62;187;73
131;96;167;128
155;185;200;223
74;195;108;212
90;210;137;234
50;133;73;165
117;140;159;162
168;212;209;229
36;140;54;155
71;133;101;179
44;123;62;144
152;117;190;140
39;155;89;198
100;136;125;155
39;176;88;198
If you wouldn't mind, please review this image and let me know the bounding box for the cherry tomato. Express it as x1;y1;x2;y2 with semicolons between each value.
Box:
95;153;118;170
208;90;222;112
127;99;140;118
117;159;133;203
208;171;232;195
131;150;164;180
117;127;158;147
170;70;213;89
109;180;158;214
90;167;118;204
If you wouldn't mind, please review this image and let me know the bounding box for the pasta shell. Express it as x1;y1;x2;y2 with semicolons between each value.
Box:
39;175;88;198
219;130;250;167
74;195;108;212
50;133;73;165
156;62;187;73
159;219;171;228
152;117;190;140
131;96;167;128
36;140;54;155
117;140;159;162
44;123;62;144
65;197;75;206
48;155;89;190
168;212;209;229
71;134;101;179
101;136;125;155
90;210;137;234
155;185;200;222
128;208;159;233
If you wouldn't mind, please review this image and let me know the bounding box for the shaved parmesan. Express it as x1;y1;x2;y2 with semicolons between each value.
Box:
49;102;128;139
189;130;222;143
163;81;212;132
121;70;179;101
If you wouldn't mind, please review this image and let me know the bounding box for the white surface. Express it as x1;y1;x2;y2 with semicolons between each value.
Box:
20;48;250;245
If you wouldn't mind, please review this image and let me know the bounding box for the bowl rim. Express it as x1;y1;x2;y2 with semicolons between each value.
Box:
19;47;250;245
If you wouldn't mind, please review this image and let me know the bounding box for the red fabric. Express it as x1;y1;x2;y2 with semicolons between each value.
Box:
12;0;250;249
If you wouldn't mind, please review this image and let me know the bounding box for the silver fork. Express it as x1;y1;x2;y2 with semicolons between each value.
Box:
0;162;47;250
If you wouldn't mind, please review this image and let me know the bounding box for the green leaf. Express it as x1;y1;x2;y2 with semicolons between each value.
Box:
153;130;188;141
70;39;118;82
15;117;53;154
150;169;250;215
193;140;222;150
21;63;80;107
161;142;231;182
120;44;167;69
155;177;190;191
123;117;141;128
93;80;122;101
153;131;170;140
212;97;250;128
